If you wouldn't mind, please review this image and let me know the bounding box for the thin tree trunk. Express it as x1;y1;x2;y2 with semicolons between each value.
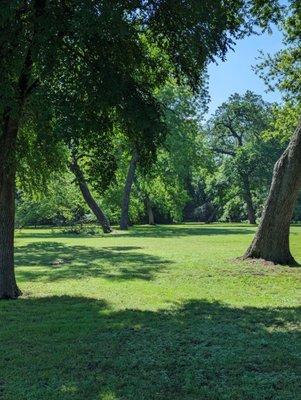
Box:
0;117;22;299
70;157;112;233
206;204;217;224
146;197;155;225
120;151;138;230
240;173;256;224
243;119;301;265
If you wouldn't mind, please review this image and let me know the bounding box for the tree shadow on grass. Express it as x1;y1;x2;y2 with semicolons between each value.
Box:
15;242;171;282
16;224;256;240
112;225;256;238
0;297;299;400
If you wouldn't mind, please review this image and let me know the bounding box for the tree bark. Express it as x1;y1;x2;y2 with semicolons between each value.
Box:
0;0;48;299
243;119;301;265
240;173;256;224
0;117;22;299
70;158;112;234
120;151;138;230
146;197;155;225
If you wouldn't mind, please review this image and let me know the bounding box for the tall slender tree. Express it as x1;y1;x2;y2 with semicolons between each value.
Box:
120;151;139;230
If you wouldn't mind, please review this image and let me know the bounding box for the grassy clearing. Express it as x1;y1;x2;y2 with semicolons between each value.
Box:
0;224;300;400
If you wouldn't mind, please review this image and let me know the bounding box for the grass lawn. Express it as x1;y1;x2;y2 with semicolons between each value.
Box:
0;223;300;400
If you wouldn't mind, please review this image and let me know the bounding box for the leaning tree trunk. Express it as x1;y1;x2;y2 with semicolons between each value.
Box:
243;119;301;265
146;197;155;225
0;117;22;299
240;173;256;224
70;158;112;233
120;151;138;230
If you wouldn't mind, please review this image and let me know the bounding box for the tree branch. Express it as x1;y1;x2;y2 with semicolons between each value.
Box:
212;147;235;156
216;121;243;146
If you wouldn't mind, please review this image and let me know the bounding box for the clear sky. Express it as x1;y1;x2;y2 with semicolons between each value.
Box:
206;27;284;117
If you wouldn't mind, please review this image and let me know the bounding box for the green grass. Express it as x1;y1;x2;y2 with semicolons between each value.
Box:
0;223;300;400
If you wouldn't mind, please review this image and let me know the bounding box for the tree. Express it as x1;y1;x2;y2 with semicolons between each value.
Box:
16;173;87;227
244;119;301;264
202;134;284;223
118;83;205;228
120;151;139;230
243;0;301;264
145;196;156;225
137;84;204;224
0;0;282;298
206;91;275;224
70;156;112;234
66;133;118;234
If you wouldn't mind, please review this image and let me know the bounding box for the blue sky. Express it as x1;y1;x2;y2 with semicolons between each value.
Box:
206;27;284;117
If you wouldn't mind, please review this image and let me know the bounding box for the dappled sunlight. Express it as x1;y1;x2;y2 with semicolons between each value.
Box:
15;241;172;283
2;225;301;399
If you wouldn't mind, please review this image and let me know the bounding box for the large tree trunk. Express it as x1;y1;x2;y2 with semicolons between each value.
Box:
120;151;138;230
243;119;301;265
0;117;22;299
146;197;155;225
240;173;256;224
70;158;112;234
0;1;45;299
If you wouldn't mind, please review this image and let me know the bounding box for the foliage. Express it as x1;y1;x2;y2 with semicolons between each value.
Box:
10;1;300;228
256;0;301;102
17;122;68;194
16;87;301;226
135;84;205;222
16;173;88;227
1;0;285;188
203;91;284;221
270;102;301;141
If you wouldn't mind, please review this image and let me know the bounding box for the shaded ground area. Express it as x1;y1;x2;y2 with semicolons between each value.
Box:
1;224;300;399
0;297;300;400
15;242;170;282
16;223;255;240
